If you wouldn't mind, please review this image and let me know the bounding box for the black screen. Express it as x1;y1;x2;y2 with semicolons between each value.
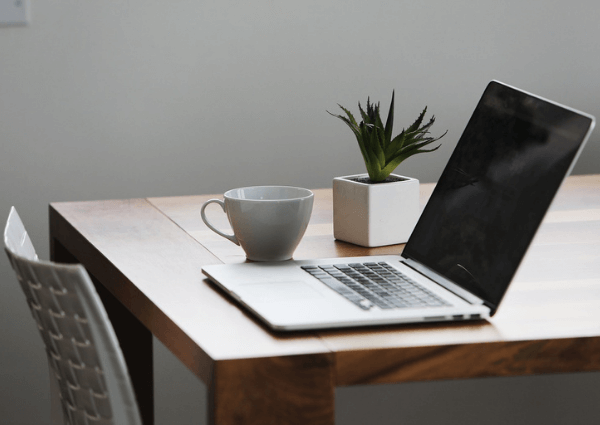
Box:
403;81;594;314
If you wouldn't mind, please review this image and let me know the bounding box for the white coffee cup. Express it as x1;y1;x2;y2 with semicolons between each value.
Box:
201;186;314;261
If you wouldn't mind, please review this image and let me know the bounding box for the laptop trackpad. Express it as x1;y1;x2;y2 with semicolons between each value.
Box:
233;281;324;304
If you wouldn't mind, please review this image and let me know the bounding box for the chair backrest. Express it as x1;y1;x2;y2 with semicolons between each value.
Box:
4;207;142;425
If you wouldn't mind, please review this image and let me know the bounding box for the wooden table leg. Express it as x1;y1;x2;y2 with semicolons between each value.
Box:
51;239;155;425
209;354;335;425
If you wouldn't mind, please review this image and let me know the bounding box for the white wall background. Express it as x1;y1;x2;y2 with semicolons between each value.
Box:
1;1;599;424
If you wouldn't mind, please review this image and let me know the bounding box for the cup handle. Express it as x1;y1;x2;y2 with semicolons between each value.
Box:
200;199;240;246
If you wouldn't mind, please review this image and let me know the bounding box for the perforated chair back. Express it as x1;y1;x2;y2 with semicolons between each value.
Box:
4;207;142;425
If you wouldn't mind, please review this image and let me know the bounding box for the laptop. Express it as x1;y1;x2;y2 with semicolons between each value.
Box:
202;80;595;331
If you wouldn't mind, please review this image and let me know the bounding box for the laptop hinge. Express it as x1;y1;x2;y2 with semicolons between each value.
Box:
402;258;488;307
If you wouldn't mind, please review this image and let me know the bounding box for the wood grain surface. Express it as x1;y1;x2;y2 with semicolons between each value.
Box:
319;175;600;384
210;354;334;425
49;198;330;385
50;175;600;424
147;175;600;384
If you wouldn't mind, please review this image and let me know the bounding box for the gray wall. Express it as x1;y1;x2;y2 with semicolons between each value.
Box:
1;1;599;424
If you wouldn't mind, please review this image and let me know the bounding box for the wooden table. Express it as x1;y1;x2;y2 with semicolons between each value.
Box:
49;175;600;425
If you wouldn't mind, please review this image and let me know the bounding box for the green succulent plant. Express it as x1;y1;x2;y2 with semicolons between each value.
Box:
329;91;447;183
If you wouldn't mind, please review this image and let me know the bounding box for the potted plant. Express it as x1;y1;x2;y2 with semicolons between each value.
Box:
328;91;446;247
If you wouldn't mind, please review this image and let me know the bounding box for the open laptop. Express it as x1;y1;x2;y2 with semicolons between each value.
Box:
202;80;595;331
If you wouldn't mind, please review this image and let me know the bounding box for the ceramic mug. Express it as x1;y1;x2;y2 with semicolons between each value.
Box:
201;186;314;261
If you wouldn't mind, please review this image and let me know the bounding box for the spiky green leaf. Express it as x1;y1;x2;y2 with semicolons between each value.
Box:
329;93;446;182
384;91;395;145
406;106;427;133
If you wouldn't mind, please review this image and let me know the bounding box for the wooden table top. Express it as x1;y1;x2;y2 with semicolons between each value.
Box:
49;174;600;387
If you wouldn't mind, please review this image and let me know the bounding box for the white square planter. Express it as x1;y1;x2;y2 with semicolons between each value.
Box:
333;173;420;247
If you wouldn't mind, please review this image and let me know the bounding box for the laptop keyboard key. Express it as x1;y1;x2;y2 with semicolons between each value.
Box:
303;261;452;311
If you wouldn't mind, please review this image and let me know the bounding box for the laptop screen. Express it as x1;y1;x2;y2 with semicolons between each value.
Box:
403;81;594;314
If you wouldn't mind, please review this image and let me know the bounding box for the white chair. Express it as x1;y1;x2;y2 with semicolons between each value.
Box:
4;207;142;425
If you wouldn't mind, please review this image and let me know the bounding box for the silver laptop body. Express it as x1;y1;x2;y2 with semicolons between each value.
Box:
203;81;595;331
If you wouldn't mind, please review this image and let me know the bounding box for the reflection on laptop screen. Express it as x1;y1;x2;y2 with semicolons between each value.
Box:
403;81;594;312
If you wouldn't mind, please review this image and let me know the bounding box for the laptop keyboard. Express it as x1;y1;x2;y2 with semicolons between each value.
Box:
301;262;451;311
